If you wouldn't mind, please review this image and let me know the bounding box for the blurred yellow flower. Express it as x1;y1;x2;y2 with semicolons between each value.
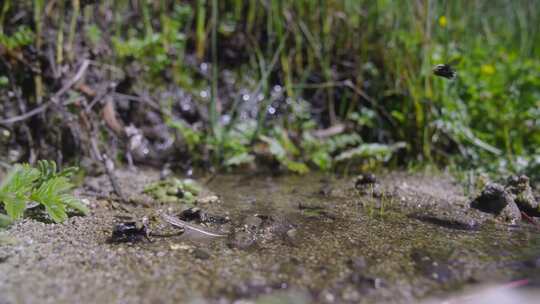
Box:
439;16;447;27
481;64;495;76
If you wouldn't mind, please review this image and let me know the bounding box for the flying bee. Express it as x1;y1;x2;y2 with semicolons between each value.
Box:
433;64;457;79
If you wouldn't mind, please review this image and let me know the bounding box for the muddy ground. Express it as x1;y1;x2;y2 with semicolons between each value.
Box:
1;169;540;303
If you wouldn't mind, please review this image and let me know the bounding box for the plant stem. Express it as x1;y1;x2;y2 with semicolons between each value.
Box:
141;0;153;37
210;0;218;141
251;33;288;143
66;0;79;62
195;0;207;61
0;0;11;34
33;0;44;104
56;0;65;66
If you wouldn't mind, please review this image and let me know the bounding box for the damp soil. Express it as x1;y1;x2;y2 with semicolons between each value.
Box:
1;170;539;303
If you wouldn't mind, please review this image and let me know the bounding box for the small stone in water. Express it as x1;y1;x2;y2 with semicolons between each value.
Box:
192;248;211;260
347;256;367;271
197;195;220;204
355;173;377;189
286;228;298;241
170;243;193;251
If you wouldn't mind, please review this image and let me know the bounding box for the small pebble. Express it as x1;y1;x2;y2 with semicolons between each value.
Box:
192;248;211;260
170;243;193;251
197;195;220;204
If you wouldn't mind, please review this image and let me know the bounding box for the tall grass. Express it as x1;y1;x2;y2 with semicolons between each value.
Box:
209;0;219;141
222;0;538;167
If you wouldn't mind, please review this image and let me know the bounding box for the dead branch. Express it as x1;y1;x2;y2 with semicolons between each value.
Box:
89;136;127;203
0;59;91;125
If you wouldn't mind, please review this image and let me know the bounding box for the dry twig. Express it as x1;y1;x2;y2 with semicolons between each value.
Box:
0;59;91;125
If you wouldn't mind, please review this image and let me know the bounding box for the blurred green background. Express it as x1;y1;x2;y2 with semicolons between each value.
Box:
0;0;539;178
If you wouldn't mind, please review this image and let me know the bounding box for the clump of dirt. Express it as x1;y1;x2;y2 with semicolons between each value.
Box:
506;175;539;214
471;183;522;223
354;173;385;198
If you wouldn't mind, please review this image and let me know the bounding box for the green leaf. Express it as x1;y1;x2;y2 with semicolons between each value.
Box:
284;160;310;174
0;213;14;228
0;164;40;220
275;127;299;156
0;76;8;87
2;195;26;220
0;161;85;223
311;150;332;171
37;159;56;180
224;152;255;167
3;196;26;220
0;26;35;50
327;133;362;153
335;142;406;162
60;195;89;215
181;179;202;195
183;191;195;205
85;24;102;46
166;119;202;152
43;202;68;223
30;177;72;223
0;164;40;194
36;160;78;185
260;135;286;159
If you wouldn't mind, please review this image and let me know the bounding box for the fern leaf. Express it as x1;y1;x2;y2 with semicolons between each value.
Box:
0;165;39;220
334;142;406;162
284;160;310;174
43;202;68;223
260;135;286;159
58;166;78;179
1;164;40;193
30;176;71;223
1;194;26;220
0;213;13;228
60;194;89;215
1;161;85;223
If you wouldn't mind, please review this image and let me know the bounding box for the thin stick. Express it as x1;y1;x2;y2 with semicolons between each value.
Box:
0;103;48;124
90;137;127;203
0;59;90;124
112;93;161;111
51;59;90;101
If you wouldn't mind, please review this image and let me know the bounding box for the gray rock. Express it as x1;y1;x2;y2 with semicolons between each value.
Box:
285;228;298;243
471;183;521;223
354;173;383;197
228;231;257;250
192;248;211;260
355;173;377;187
347;256;367;271
505;175;538;213
244;215;263;231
